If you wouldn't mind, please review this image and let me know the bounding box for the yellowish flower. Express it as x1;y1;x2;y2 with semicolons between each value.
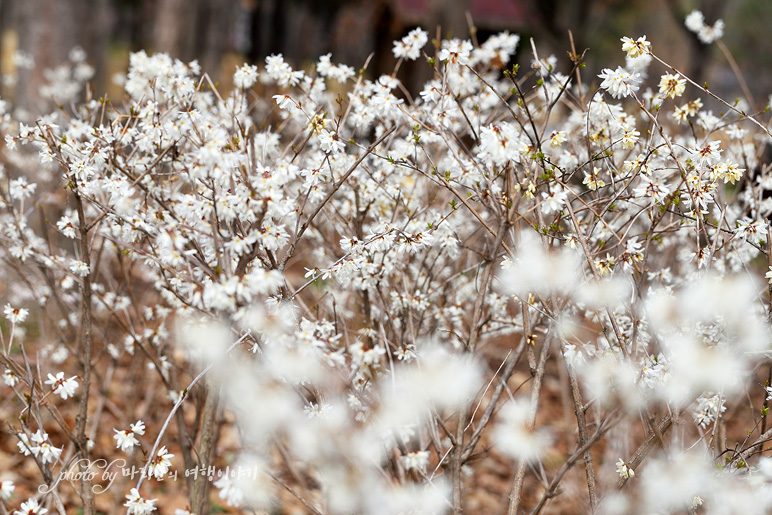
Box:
659;73;686;99
621;36;651;58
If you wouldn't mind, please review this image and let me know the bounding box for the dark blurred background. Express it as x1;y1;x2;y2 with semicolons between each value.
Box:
1;0;771;114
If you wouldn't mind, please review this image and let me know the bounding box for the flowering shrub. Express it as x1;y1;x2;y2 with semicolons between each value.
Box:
2;10;772;515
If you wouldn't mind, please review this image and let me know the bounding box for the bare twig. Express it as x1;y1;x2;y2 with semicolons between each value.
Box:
507;333;553;515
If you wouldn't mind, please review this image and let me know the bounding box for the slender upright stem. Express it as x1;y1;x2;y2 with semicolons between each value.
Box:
192;384;221;515
73;191;94;515
507;334;552;515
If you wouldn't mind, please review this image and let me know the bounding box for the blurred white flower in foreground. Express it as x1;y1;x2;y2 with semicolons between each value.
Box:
493;398;551;463
497;232;582;299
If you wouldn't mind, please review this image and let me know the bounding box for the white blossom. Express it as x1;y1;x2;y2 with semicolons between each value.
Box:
124;488;157;515
214;475;244;507
14;498;47;515
598;67;641;98
393;28;428;60
0;480;14;501
69;260;90;277
4;304;28;324
233;64;258;89
44;372;79;400
147;446;174;479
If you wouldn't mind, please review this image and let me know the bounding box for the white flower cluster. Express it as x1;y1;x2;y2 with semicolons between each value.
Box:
44;371;79;400
685;10;725;44
113;420;146;452
16;430;62;465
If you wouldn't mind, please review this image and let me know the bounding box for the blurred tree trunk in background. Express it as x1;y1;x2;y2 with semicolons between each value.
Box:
249;0;353;68
247;0;401;85
429;0;469;40
0;0;14;85
247;1;372;70
197;0;237;75
153;0;196;61
5;0;237;115
0;0;764;116
153;0;236;76
10;0;109;117
533;0;592;51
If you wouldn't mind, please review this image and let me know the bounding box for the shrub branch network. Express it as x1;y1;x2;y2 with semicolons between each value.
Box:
1;8;772;515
